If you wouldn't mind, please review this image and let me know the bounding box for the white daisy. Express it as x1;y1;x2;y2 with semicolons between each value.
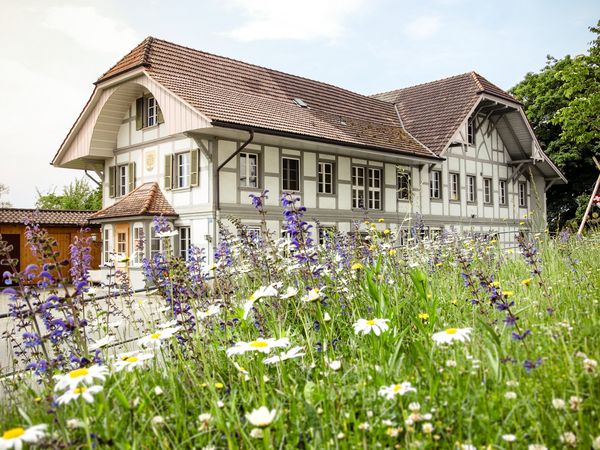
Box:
301;288;322;303
197;304;221;319
251;285;278;300
431;327;472;344
88;335;115;351
156;230;178;238
157;319;178;329
378;382;417;399
226;338;290;357
263;346;305;364
0;424;47;450
353;318;390;336
245;406;277;427
53;365;108;392
114;353;155;372
242;299;256;320
56;385;103;405
138;326;181;348
279;286;298;299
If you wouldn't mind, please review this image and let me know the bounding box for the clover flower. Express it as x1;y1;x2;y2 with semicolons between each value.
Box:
226;338;290;356
353;318;390;336
53;365;108;392
432;327;472;344
0;424;47;449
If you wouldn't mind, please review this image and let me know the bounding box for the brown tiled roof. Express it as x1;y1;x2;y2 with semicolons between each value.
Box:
0;209;98;226
96;37;439;160
372;72;519;155
90;182;177;220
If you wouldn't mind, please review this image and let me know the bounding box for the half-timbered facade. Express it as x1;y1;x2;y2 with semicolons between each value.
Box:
51;37;565;284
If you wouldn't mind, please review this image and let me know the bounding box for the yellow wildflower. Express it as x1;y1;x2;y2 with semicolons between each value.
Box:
351;263;364;271
521;278;532;287
418;313;429;321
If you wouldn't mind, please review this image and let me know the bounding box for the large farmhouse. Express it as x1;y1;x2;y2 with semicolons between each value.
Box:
51;37;565;283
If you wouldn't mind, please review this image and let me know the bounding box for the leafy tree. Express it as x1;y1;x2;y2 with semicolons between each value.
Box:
36;178;102;211
0;184;11;208
511;20;600;230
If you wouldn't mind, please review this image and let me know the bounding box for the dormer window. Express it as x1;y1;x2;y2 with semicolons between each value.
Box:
136;95;163;130
467;118;475;145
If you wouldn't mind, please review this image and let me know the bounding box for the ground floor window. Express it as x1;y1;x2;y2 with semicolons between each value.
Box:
132;224;145;264
117;232;127;256
103;227;113;264
179;226;191;260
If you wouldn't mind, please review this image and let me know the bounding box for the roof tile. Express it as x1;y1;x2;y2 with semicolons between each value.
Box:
90;182;177;220
0;209;98;226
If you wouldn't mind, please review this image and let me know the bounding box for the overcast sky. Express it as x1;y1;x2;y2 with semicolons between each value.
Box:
1;0;598;208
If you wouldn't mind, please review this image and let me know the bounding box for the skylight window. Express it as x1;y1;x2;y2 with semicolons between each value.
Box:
293;98;308;108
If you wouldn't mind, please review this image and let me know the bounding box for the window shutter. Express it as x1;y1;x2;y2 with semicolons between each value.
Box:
157;104;164;124
164;155;172;190
108;166;116;198
135;98;144;130
128;162;136;193
190;149;199;187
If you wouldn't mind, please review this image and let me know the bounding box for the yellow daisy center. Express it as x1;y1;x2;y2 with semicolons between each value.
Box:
250;341;269;348
366;320;376;326
74;387;87;394
393;384;402;392
126;357;139;363
150;332;161;339
69;368;89;379
3;427;25;439
445;328;458;335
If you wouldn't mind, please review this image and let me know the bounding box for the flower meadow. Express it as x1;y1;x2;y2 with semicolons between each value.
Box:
1;193;600;449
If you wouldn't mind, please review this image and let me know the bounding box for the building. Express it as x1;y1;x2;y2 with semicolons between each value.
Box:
0;209;101;286
51;37;565;284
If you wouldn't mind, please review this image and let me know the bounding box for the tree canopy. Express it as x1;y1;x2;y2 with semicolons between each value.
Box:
36;178;102;211
510;20;600;230
0;184;11;208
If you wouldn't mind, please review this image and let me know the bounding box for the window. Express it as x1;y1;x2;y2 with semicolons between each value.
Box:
118;165;128;197
150;228;162;258
240;152;259;188
175;152;191;189
352;166;365;209
245;226;261;240
499;180;507;205
318;226;336;245
519;182;527;207
397;169;411;200
103;227;113;264
282;157;300;192
117;232;127;256
467;118;475;145
136;96;163;130
132;224;145;265
147;97;157;127
318;162;334;194
483;178;493;204
467;175;476;203
179;227;191;260
368;168;382;210
450;173;460;201
430;170;441;199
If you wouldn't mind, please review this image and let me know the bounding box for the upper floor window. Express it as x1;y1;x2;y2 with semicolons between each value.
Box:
483;178;493;204
164;150;198;190
397;169;411;200
108;162;135;198
467;118;475;145
518;182;527;207
499;180;507;205
467;175;477;203
450;172;460;201
318;162;334;194
282;157;300;192
179;226;191;260
430;170;441;199
136;95;163;130
240;152;259;188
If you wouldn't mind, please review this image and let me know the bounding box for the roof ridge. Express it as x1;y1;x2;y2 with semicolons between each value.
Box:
370;72;475;98
0;208;96;213
141;36;154;67
140;182;158;215
470;71;485;92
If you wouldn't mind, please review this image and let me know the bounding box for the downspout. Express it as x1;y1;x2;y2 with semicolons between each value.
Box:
216;129;254;211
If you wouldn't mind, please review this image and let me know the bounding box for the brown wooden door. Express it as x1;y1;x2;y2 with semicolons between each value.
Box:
1;234;20;286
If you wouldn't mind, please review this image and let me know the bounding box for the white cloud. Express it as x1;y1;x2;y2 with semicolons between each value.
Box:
222;0;366;42
42;5;140;53
404;16;441;40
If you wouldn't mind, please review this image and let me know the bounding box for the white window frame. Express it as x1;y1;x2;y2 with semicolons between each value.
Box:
103;226;113;265
245;226;262;240
132;223;145;265
318;226;336;245
519;182;527;207
352;166;366;209
318;161;334;195
240;152;259;188
368;168;382;210
467;175;477;203
450;172;460;201
467;118;475;145
397;169;411;200
175;152;191;189
282;157;300;192
150;228;163;258
499;180;507;205
430;170;441;199
483;178;493;204
147;97;157;127
179;226;191;260
117;164;128;197
116;231;127;258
